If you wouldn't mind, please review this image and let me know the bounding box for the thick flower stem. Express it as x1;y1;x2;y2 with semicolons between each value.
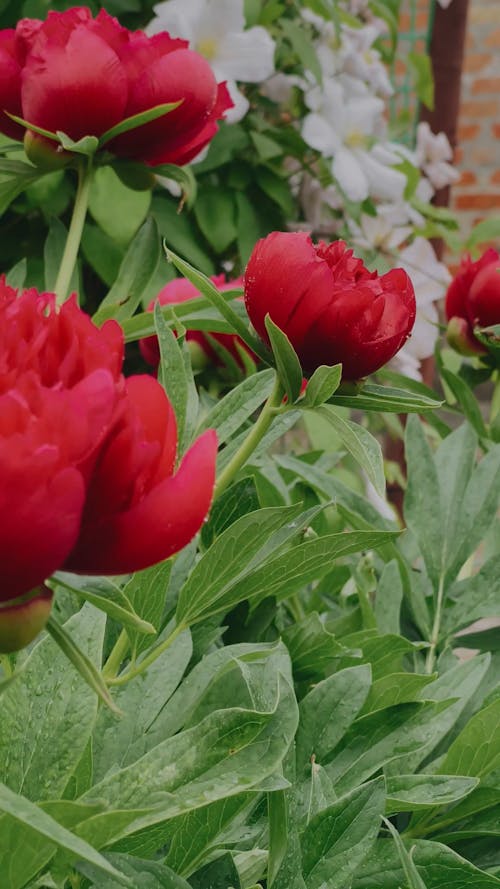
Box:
214;375;285;500
106;621;186;687
102;629;130;680
425;574;445;673
54;158;93;305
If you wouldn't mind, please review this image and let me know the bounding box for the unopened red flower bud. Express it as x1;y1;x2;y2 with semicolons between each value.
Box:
244;232;416;381
445;248;500;354
0;587;53;653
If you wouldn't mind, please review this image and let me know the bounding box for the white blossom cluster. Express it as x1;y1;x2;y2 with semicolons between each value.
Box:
147;0;458;382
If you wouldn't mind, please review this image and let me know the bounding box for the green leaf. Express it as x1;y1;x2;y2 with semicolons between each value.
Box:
77;673;298;846
408;51;434;109
122;560;173;655
265;315;303;403
163;794;254;876
383;817;428;889
281;18;322;82
153;163;197;208
165;246;268;362
99;100;182;146
326;701;453;795
81;222;124;287
302;365;342;407
394;654;491;773
301;778;385;888
255;166;294;216
197;369;275;445
152;195;214;276
374;560;403;635
92;629;192;783
404;415;443;591
82;852;190;887
352;838;500;888
154;302;190;446
438;697;500;779
57;132;99;156
214;530;398;616
0;605;105;800
190;852;242;889
175;504;303;626
438;362;488;439
297;665;371;770
268;790;288;886
5;257;27;289
329;381;442;413
52;572;156;637
194;184;237;252
386;774;478;814
93;216;160;325
46;614;118;714
316;405;386;497
443;553;500;635
0;166;45;216
89;165;151;248
361;672;437;715
201;478;260;549
283;612;352;681
0;785;133;888
466;217;500;249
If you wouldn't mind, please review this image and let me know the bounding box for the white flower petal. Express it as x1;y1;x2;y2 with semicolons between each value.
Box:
302;112;340;154
333;148;369;202
216;27;275;81
224;81;250;122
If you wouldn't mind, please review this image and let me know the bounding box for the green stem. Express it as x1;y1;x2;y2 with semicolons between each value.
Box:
54;158;93;305
214;375;285;499
0;654;12;678
102;629;130;680
490;370;500;425
425;574;445;673
106;622;185;687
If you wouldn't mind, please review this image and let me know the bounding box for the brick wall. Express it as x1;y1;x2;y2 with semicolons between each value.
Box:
450;0;500;238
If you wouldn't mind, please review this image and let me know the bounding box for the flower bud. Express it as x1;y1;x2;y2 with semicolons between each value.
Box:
0;587;53;653
446;315;487;357
24;130;71;171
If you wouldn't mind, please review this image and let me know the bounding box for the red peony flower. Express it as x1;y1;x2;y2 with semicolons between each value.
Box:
445;248;500;355
244;232;416;381
0;6;231;165
0;279;217;649
140;274;256;370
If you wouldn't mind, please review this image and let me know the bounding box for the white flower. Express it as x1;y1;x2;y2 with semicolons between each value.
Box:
299;175;343;233
302;79;407;203
415;121;460;190
341;25;394;97
148;0;275;123
349;207;413;252
389;237;451;379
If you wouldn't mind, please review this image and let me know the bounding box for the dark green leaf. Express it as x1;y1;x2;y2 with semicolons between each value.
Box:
265;315;303;403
